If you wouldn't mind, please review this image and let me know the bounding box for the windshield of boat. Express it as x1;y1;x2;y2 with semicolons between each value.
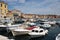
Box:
32;30;38;32
40;30;43;32
32;30;43;33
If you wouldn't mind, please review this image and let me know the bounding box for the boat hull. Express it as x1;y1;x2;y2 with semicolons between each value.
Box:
11;31;29;36
30;35;45;38
28;30;48;38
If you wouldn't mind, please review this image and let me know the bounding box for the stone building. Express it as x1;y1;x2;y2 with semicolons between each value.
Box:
0;1;8;18
22;14;36;19
6;11;14;21
11;9;22;21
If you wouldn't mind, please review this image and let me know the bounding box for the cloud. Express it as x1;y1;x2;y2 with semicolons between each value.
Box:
2;0;17;2
14;0;60;14
18;0;26;3
2;0;60;15
6;0;17;2
2;0;26;3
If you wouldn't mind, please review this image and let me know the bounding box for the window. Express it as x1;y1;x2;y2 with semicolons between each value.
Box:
35;30;38;32
4;16;6;18
5;5;6;8
40;30;43;32
13;13;18;16
0;4;2;7
1;4;2;7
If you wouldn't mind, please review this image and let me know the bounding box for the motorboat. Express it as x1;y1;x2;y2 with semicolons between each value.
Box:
28;27;48;37
0;23;20;28
8;24;30;36
0;25;6;27
43;21;56;25
35;19;56;25
56;33;60;40
26;22;36;26
11;28;30;36
0;23;22;31
28;23;36;26
7;23;21;27
41;19;56;24
37;23;51;28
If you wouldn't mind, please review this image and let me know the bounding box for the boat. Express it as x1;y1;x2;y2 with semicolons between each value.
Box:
43;21;56;25
8;24;30;36
56;33;60;40
37;23;51;28
11;28;30;36
0;23;22;31
7;23;21;27
28;27;48;37
26;22;36;26
0;25;6;27
35;19;56;25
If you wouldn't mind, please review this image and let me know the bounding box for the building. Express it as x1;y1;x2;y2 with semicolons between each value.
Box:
56;15;60;18
0;1;8;18
36;15;46;19
12;9;22;16
22;14;36;19
7;9;60;20
6;11;14;22
11;9;22;21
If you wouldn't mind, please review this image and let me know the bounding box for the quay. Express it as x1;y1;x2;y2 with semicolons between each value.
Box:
0;35;9;40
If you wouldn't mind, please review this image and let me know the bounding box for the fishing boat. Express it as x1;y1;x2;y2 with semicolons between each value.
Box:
56;33;60;40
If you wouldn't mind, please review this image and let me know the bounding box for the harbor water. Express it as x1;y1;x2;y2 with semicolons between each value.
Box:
0;18;60;40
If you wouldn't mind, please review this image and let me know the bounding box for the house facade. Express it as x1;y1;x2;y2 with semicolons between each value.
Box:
0;1;8;18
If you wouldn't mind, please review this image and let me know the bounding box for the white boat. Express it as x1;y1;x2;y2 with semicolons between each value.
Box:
8;24;30;36
56;33;60;40
0;23;21;27
10;28;30;36
37;24;51;28
26;22;36;26
28;27;48;37
43;21;56;25
29;23;36;26
36;19;56;25
0;25;6;27
7;23;21;27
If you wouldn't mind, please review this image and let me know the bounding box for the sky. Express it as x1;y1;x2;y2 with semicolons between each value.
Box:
2;0;60;15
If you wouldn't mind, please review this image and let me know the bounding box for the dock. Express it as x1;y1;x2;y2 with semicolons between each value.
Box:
0;35;9;40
